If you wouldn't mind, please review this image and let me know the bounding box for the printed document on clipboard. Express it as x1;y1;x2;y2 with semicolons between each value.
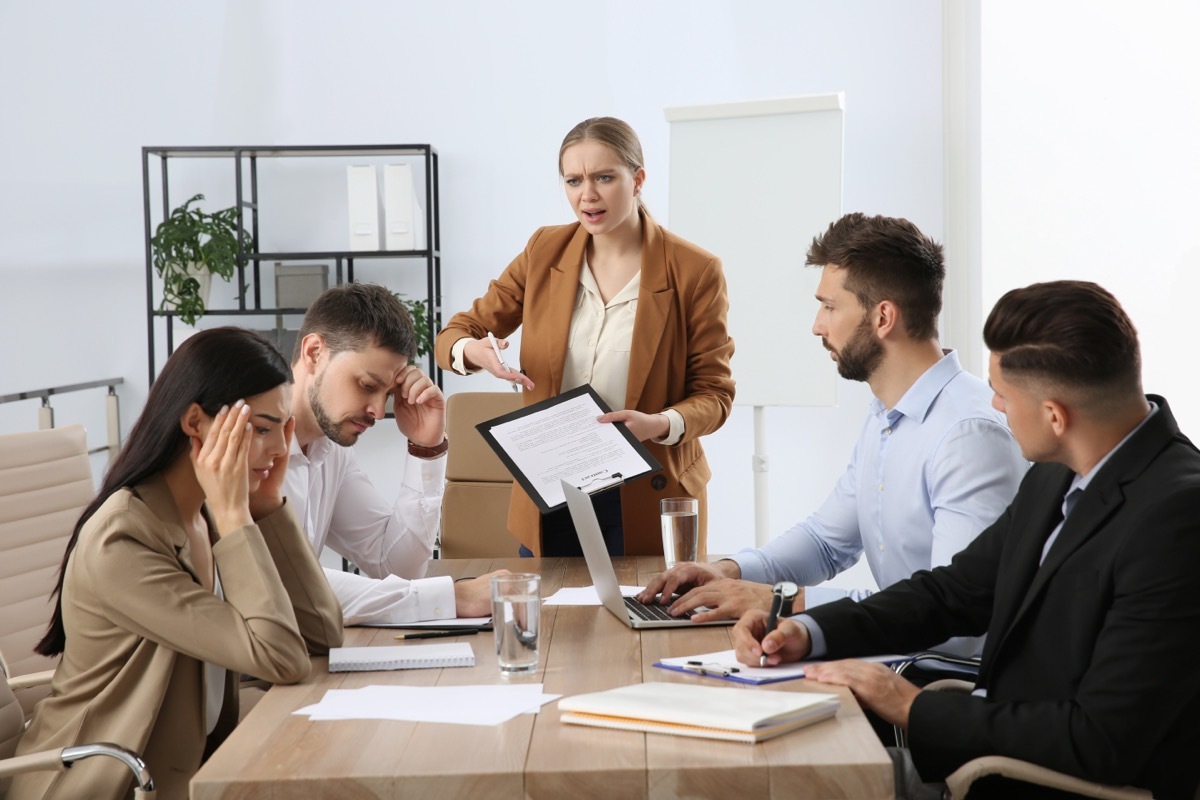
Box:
475;384;663;514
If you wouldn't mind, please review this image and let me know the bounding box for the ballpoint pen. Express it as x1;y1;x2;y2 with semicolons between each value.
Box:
760;581;799;667
487;332;522;393
761;590;784;667
681;663;739;678
394;629;479;641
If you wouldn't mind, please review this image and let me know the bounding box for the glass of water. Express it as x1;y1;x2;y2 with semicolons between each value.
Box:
660;497;699;569
491;573;541;675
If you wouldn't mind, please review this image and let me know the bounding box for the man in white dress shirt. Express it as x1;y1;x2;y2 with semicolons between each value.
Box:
283;283;499;625
639;214;1027;647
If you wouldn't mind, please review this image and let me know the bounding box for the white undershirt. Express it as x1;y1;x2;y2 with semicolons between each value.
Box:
204;569;225;735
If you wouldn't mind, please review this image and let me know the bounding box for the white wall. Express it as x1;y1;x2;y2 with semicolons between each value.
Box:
0;1;948;590
979;1;1200;434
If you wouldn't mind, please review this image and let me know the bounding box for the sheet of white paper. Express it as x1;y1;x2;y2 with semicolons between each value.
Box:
544;585;643;606
488;391;652;509
659;649;908;681
294;684;560;726
356;616;492;629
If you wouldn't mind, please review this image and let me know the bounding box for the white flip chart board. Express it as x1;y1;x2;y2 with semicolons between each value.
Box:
666;95;844;408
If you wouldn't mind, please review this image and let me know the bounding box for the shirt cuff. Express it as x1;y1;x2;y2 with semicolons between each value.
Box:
413;575;456;621
450;337;478;375
403;443;448;496
730;549;769;584
795;613;828;658
652;409;686;446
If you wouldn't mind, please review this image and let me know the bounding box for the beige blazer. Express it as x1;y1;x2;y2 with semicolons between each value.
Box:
435;213;735;555
10;475;343;800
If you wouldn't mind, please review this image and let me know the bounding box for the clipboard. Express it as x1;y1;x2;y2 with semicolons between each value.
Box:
475;384;663;514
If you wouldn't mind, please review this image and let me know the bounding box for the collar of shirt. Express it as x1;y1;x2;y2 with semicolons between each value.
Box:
291;433;334;468
579;256;641;307
870;349;963;427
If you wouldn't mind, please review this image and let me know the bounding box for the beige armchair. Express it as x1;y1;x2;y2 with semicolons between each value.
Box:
0;425;94;719
0;664;155;799
439;392;523;558
925;679;1152;800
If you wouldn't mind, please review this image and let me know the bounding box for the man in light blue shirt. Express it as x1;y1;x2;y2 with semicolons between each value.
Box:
638;213;1027;652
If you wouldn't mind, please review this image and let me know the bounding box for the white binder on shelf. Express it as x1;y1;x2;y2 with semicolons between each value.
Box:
346;165;380;251
383;163;415;251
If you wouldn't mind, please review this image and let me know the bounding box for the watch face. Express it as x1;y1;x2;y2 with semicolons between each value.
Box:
775;581;799;599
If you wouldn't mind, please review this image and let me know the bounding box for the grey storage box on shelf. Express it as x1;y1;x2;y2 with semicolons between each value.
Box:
275;263;329;308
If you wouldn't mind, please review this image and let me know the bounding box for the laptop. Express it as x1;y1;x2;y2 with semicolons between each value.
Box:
561;480;734;629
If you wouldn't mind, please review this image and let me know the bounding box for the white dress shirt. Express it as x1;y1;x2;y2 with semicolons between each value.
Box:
283;435;455;625
451;257;685;444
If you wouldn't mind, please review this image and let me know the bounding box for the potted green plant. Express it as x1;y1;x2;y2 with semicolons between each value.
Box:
150;193;252;325
394;293;435;358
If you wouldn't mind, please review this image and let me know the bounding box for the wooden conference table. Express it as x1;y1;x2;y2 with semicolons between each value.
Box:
192;557;894;799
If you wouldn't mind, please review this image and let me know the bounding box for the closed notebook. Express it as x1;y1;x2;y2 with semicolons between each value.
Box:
558;681;839;743
328;642;475;672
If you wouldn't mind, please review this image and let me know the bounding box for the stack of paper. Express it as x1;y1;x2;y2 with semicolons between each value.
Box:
294;684;559;726
559;682;839;743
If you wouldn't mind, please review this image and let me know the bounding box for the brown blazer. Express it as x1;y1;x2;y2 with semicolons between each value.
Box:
435;213;735;555
10;476;342;800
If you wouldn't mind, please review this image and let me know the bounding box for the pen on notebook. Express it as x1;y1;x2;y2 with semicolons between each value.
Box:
760;590;784;667
681;663;738;678
394;629;479;640
487;332;522;393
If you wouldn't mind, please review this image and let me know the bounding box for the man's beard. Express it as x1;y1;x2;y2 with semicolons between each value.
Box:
309;372;366;447
827;315;884;382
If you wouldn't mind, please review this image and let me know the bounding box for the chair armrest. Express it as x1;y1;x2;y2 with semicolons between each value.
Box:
923;678;974;694
945;755;1152;800
7;670;55;691
0;743;156;798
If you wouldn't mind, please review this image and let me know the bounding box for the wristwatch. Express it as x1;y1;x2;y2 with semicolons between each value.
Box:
773;581;799;617
407;436;449;459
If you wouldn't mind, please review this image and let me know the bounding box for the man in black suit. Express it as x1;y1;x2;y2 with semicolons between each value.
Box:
734;280;1200;799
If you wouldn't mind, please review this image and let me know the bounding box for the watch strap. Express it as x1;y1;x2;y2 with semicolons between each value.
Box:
407;436;449;459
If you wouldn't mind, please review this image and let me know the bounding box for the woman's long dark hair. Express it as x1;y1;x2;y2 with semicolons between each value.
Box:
35;327;291;656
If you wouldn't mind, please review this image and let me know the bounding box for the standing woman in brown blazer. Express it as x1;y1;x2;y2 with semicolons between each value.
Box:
12;328;342;800
435;117;735;557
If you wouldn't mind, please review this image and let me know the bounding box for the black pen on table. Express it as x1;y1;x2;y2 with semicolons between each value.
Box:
394;629;479;641
760;589;784;667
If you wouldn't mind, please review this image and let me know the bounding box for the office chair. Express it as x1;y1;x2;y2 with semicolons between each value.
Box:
0;662;156;799
0;425;94;719
924;679;1152;800
439;391;524;558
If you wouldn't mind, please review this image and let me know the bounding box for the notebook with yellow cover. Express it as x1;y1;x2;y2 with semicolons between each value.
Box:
558;681;839;743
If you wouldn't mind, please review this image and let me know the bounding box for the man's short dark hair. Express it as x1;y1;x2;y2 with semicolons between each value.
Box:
984;280;1143;406
806;212;945;340
294;283;417;363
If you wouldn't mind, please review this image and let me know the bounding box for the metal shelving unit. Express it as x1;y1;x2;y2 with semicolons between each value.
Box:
141;144;442;386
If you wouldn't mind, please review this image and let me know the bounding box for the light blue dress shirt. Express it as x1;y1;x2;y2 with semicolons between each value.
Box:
735;350;1028;657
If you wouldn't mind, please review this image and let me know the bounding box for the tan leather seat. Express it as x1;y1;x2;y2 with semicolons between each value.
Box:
0;425;94;719
440;392;523;558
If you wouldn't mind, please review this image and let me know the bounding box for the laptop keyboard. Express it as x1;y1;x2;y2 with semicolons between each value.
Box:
624;596;696;622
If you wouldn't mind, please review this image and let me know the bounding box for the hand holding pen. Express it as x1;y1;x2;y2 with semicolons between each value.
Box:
483;332;535;393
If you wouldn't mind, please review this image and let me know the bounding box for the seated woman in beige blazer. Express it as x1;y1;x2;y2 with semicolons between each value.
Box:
12;327;343;800
435;116;735;558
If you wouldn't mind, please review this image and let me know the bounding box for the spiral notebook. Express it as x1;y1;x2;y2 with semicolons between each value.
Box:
328;642;475;672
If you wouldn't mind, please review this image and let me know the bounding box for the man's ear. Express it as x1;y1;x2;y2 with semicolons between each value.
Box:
1044;399;1070;437
179;402;207;439
874;300;898;339
298;333;325;374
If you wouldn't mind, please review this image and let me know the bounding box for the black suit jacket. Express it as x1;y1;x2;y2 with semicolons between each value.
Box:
806;396;1200;799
